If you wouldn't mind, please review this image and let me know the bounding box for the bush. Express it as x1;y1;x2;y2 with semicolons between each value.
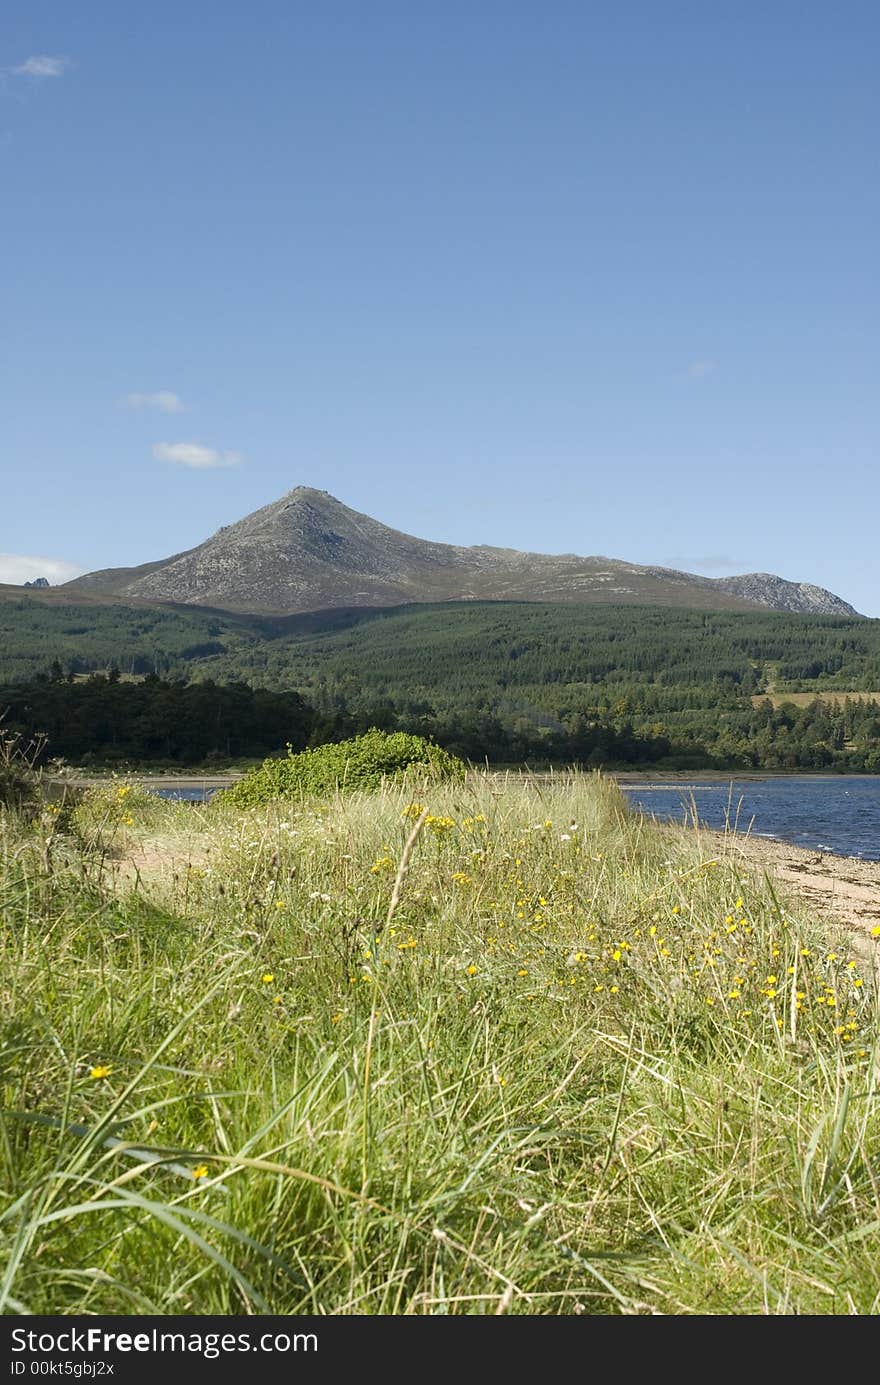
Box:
219;728;466;806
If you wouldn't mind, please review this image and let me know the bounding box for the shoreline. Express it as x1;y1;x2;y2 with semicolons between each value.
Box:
612;770;880;783
42;771;880;941
684;823;880;962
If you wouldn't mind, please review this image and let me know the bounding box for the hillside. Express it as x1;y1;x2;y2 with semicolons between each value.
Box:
2;594;879;692
3;599;880;770
63;487;858;616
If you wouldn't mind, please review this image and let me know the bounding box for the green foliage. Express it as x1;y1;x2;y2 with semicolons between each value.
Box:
222;728;466;805
0;596;270;682
0;674;317;765
2;598;880;770
4;594;880;693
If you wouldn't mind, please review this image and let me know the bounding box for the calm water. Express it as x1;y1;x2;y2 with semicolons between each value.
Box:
621;776;880;861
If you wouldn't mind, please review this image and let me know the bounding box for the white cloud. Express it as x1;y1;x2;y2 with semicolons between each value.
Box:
153;441;244;469
0;553;85;586
123;391;186;414
688;359;716;379
13;55;71;78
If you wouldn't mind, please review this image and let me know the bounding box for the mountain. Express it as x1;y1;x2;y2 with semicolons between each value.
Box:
63;487;859;617
711;573;857;615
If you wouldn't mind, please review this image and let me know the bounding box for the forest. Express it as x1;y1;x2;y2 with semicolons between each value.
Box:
2;668;879;771
2;596;880;768
3;594;880;688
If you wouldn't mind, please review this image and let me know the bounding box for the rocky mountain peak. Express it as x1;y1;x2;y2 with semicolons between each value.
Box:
63;489;860;618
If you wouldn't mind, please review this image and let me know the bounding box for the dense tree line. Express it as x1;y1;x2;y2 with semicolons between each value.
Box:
2;667;879;771
0;670;678;768
0;671;319;764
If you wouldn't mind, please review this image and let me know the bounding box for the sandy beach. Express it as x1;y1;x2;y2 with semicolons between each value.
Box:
681;823;880;973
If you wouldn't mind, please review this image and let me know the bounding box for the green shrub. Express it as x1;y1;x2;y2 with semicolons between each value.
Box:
219;728;466;806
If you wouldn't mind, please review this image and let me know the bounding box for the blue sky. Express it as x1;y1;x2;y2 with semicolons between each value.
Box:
3;2;878;612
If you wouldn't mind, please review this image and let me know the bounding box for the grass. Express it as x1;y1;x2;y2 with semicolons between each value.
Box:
1;770;879;1315
752;690;880;709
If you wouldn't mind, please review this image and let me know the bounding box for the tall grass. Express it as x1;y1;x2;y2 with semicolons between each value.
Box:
1;771;878;1315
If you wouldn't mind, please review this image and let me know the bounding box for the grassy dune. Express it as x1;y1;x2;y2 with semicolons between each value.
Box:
1;773;879;1315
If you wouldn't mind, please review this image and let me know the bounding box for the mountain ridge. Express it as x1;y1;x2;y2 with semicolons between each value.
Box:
63;486;859;617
